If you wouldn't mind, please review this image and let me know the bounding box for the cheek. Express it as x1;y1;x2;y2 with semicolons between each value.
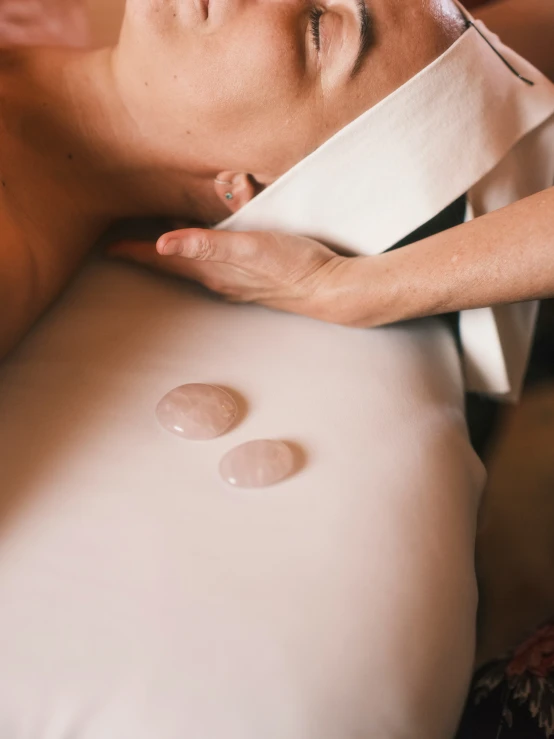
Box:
184;15;315;164
202;30;299;108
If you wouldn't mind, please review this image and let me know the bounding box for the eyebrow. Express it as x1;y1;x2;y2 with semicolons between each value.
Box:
351;0;373;77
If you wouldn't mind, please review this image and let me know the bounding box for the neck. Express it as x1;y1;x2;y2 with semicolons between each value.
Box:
0;47;227;236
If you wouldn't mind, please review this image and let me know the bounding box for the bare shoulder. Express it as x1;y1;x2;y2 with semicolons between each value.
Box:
0;51;32;261
0;188;26;245
0;56;48;359
0;186;36;294
0;46;27;83
0;190;38;359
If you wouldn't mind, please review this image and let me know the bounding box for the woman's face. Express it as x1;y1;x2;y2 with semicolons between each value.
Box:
119;0;460;182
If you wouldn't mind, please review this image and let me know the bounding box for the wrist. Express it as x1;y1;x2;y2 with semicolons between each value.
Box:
310;254;399;328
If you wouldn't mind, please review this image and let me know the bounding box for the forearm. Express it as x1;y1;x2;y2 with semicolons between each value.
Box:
340;187;554;327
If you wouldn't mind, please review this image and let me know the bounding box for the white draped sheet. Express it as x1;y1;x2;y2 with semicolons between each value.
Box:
0;260;484;738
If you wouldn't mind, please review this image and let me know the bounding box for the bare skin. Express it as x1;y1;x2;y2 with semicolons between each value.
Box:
108;188;554;328
0;47;224;359
0;0;465;360
111;0;554;329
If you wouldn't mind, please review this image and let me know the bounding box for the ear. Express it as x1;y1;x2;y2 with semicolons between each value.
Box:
214;172;264;214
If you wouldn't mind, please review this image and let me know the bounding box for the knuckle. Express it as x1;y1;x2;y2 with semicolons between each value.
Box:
193;236;215;261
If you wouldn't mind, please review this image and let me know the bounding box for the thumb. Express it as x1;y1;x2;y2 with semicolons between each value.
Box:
105;239;220;284
157;228;260;265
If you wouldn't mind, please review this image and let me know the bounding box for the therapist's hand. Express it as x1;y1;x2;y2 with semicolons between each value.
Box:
108;228;355;323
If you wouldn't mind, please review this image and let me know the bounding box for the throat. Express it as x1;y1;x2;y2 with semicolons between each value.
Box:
0;48;123;234
0;46;225;244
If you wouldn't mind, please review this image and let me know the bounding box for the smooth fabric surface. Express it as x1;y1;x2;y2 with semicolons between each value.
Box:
218;19;554;400
0;258;485;739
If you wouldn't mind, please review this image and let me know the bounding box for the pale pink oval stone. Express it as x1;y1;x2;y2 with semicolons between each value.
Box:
156;384;237;440
220;440;295;488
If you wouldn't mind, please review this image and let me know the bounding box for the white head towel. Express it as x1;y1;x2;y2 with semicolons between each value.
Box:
218;16;554;400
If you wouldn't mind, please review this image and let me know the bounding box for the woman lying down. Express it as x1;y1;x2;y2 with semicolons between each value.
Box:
0;1;553;738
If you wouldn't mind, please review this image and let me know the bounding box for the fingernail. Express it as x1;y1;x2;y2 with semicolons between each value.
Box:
159;239;181;256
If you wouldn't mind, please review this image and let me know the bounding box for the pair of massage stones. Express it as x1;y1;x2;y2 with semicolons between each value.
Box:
156;384;295;488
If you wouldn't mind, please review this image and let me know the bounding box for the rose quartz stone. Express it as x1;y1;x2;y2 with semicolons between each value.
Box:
156;384;238;441
0;0;89;47
219;440;295;488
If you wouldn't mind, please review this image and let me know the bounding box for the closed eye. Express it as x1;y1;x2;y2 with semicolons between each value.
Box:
309;7;323;51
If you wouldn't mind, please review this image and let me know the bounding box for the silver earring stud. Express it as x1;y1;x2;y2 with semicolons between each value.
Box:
225;192;234;201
